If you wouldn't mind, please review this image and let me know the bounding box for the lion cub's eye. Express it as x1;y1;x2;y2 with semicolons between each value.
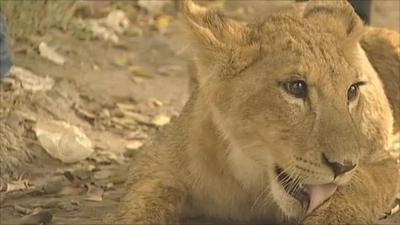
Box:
347;82;365;103
283;80;307;99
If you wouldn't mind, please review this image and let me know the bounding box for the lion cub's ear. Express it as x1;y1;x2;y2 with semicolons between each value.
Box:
303;0;364;46
183;0;260;85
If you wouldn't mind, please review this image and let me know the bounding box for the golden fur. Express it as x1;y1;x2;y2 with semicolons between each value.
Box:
110;1;399;224
360;27;400;133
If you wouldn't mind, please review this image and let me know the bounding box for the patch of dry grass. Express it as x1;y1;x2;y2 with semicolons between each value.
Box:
0;0;77;41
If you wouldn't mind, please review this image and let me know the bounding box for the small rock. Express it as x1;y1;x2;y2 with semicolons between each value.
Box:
38;42;65;65
57;186;81;197
40;179;65;195
138;0;166;14
94;170;115;180
87;20;119;43
104;10;130;34
15;110;37;122
34;120;94;163
79;10;129;44
4;177;31;193
10;66;54;92
85;184;104;202
101;109;111;118
126;25;143;37
13;204;32;215
19;209;53;225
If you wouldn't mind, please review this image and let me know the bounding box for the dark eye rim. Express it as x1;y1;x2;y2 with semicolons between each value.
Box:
279;78;308;99
347;81;367;102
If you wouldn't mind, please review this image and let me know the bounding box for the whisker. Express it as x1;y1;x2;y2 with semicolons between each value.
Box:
251;185;268;211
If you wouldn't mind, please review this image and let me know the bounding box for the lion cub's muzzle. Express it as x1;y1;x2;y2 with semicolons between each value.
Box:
274;157;358;216
322;153;357;178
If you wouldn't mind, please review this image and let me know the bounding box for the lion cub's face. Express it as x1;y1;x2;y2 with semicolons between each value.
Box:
185;0;393;219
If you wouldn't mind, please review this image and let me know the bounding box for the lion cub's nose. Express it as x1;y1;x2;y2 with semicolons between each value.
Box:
323;154;357;177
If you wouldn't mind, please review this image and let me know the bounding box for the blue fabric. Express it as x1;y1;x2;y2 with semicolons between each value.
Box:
0;15;13;77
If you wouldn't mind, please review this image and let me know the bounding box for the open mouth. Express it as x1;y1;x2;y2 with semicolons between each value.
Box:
274;166;338;215
275;166;310;209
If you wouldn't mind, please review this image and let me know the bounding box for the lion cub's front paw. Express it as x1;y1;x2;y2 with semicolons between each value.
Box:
301;202;369;225
302;212;339;225
303;215;368;225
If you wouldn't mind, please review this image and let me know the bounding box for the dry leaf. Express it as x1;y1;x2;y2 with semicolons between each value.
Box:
152;114;171;127
74;105;96;121
119;109;152;125
124;130;149;140
112;117;137;127
130;66;152;78
149;98;163;107
157;15;172;30
125;141;144;151
114;55;128;67
116;102;136;111
91;151;125;165
158;65;182;76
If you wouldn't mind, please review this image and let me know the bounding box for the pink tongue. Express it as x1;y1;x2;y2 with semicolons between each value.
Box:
306;183;338;215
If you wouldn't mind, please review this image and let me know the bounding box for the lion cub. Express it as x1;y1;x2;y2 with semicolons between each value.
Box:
112;1;399;224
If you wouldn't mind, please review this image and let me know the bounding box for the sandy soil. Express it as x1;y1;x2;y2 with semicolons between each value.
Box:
0;1;398;224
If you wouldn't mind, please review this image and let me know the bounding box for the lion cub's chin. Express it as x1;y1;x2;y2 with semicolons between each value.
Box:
270;178;305;219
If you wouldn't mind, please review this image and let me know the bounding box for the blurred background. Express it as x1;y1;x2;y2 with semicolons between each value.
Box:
0;0;398;224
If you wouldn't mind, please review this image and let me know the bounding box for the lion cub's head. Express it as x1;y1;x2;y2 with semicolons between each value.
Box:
184;0;393;219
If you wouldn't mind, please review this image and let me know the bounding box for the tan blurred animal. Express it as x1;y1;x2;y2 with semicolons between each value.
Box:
111;0;399;224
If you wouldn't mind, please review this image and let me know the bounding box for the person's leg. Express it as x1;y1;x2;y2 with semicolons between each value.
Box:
348;0;373;24
0;15;13;77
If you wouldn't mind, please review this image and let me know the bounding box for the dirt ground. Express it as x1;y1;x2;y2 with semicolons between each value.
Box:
0;1;399;224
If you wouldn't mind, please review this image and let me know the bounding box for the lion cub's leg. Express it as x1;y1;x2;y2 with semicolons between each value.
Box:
110;151;186;225
303;157;399;225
